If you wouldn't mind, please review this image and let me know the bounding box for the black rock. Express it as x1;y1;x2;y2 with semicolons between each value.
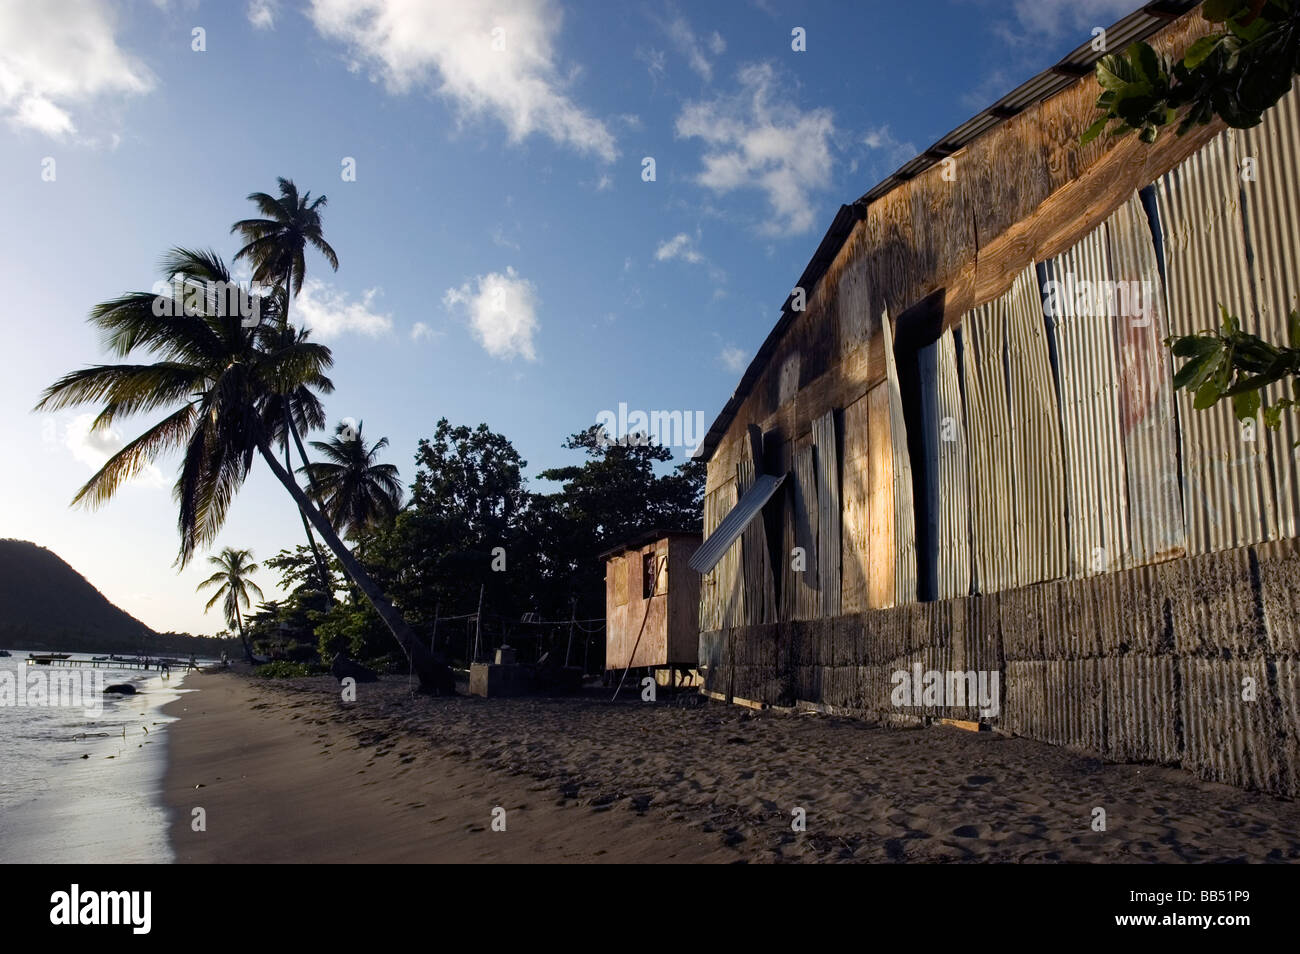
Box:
104;683;136;695
330;654;378;683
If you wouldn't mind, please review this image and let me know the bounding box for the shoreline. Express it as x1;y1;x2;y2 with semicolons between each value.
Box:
0;655;187;864
161;670;1300;864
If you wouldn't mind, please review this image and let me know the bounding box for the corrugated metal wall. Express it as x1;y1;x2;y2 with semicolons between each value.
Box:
699;480;744;633
813;411;842;616
1240;85;1300;541
959;284;1019;593
840;393;871;613
1108;193;1187;564
917;327;971;600
1003;265;1068;585
882;314;918;606
782;442;821;621
1043;230;1131;576
958;265;1065;592
1154;130;1276;553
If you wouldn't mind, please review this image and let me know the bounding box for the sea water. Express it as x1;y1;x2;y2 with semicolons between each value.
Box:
0;651;196;863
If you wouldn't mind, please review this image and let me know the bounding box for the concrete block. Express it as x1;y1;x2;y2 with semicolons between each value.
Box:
1179;657;1278;792
1103;655;1178;764
1255;538;1300;655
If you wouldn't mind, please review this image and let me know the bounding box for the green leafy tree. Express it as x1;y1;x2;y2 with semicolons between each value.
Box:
1086;0;1300;433
197;547;264;663
529;426;704;623
1083;1;1299;145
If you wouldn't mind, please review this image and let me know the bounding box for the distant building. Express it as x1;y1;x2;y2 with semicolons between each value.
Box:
601;531;701;676
690;2;1300;797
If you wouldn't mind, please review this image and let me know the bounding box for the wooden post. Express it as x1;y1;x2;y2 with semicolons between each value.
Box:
472;584;484;663
430;601;440;654
564;604;576;668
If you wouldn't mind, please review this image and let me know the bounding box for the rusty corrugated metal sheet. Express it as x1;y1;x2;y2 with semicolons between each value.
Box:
1043;226;1131;575
812;411;842;616
1240;85;1300;541
959;288;1018;594
1107;193;1187;564
882;314;918;605
917;328;971;600
1154;129;1276;553
1003;265;1068;585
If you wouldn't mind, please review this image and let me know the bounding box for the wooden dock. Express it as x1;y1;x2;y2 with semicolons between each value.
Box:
25;654;196;671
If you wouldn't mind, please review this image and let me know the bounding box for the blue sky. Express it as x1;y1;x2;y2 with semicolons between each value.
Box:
0;0;1139;634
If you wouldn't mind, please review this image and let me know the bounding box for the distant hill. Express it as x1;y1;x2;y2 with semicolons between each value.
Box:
0;539;224;655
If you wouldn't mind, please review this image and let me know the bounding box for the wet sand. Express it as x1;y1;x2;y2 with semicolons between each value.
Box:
164;670;1300;863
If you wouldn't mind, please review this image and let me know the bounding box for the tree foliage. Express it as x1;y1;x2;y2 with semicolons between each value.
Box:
1084;0;1299;145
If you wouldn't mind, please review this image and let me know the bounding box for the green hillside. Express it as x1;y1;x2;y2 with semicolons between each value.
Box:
0;539;225;655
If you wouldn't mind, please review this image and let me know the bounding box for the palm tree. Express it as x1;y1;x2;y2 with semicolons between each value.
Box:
35;248;450;692
232;181;340;601
259;316;336;604
198;547;263;663
301;421;403;541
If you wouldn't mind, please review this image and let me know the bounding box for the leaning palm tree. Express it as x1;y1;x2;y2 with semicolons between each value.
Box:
301;421;403;541
232;181;340;596
35;248;450;691
259;317;336;604
197;547;263;663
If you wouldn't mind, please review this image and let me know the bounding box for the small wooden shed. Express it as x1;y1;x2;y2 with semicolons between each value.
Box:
601;530;701;673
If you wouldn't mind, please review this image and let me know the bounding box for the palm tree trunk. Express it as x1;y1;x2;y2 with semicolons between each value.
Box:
276;276;334;608
286;432;334;607
257;439;451;693
235;604;254;664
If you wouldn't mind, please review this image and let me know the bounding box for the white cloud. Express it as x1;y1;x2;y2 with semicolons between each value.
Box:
63;413;164;488
636;46;667;83
410;321;440;342
676;63;834;235
294;280;394;339
655;231;726;289
247;0;280;30
308;0;617;161
655;232;705;265
1006;0;1136;38
657;13;725;81
0;0;153;138
719;345;748;373
443;267;540;362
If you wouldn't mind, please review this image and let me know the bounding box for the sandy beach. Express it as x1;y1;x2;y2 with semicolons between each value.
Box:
161;670;1300;864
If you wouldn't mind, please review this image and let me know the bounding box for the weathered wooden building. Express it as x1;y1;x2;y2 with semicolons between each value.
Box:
603;531;701;674
692;1;1300;796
